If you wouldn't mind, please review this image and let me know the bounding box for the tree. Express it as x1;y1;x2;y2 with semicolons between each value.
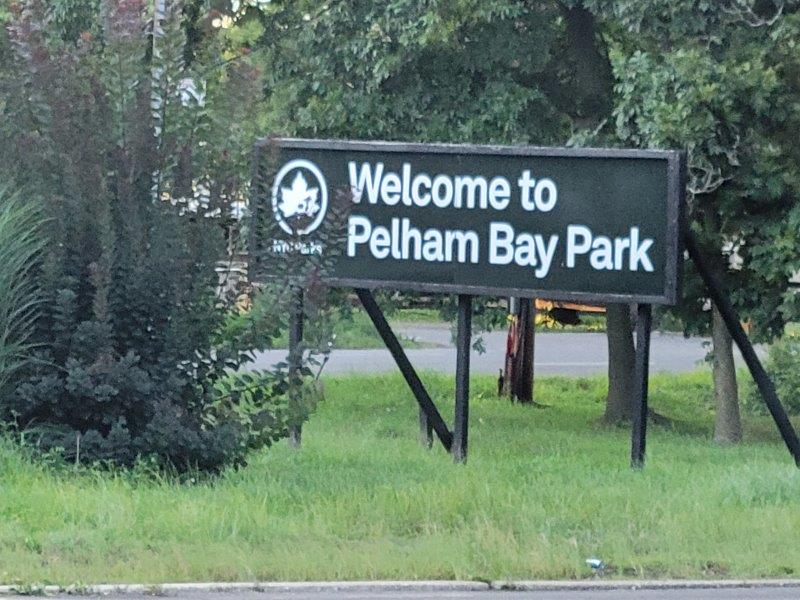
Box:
603;304;636;422
254;1;570;144
602;0;800;441
553;2;638;423
245;1;800;436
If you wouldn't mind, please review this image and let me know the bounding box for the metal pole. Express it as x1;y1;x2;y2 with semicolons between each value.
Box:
355;288;454;451
288;286;304;448
531;303;536;402
631;303;652;469
684;230;800;466
453;295;472;463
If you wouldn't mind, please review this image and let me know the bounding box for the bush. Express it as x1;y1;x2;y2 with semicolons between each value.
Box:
0;0;299;471
744;331;800;414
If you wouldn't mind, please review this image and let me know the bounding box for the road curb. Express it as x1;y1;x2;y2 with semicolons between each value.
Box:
491;579;800;591
0;581;491;596
2;579;800;596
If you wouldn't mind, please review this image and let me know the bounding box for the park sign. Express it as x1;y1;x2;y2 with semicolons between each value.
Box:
253;138;686;305
251;139;800;469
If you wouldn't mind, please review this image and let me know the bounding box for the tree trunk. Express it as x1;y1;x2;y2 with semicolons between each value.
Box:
514;299;535;403
712;303;742;444
603;303;636;423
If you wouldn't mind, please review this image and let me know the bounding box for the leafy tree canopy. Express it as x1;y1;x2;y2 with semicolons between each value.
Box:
251;1;598;144
603;0;800;339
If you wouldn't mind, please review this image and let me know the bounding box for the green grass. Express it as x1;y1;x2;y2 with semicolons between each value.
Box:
392;307;442;323
274;309;442;349
3;370;800;585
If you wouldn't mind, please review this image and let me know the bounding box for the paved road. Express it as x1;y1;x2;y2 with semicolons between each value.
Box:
249;325;744;376
44;587;800;600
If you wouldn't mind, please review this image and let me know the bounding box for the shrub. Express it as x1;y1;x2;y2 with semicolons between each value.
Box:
210;369;323;455
0;0;299;471
744;331;800;414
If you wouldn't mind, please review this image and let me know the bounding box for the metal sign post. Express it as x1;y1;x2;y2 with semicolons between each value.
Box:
288;286;304;447
631;304;652;469
453;294;473;463
355;288;453;451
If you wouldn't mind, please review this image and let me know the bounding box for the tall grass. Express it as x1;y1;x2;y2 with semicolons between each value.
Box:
2;371;800;585
0;187;43;396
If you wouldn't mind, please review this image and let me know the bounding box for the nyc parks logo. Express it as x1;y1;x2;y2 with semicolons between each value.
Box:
271;159;328;236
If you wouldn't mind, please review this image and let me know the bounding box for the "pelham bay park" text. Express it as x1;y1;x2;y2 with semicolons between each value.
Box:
346;161;655;279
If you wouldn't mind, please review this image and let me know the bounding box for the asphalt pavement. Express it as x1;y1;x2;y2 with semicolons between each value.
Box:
248;324;736;376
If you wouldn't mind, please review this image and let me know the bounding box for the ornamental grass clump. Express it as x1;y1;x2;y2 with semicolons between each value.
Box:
0;187;43;400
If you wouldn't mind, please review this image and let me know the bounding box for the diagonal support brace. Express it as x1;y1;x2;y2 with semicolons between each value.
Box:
684;229;800;466
355;288;454;451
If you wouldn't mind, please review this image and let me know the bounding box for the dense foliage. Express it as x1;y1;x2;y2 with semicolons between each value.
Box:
0;0;308;470
604;0;800;340
746;331;800;414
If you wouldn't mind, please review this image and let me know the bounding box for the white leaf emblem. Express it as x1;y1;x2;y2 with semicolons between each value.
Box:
279;172;320;220
271;159;328;236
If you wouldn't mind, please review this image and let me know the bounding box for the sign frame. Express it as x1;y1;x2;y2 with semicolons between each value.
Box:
253;137;686;306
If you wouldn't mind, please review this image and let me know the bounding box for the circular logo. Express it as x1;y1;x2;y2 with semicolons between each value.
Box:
271;159;328;236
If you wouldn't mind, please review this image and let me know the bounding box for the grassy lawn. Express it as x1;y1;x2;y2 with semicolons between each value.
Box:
3;371;800;585
273;308;618;349
391;307;443;323
274;309;443;350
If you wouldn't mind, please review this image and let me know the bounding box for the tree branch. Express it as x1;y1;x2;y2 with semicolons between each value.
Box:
721;0;784;27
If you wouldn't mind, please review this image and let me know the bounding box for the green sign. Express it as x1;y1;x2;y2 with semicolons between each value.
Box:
252;139;685;305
